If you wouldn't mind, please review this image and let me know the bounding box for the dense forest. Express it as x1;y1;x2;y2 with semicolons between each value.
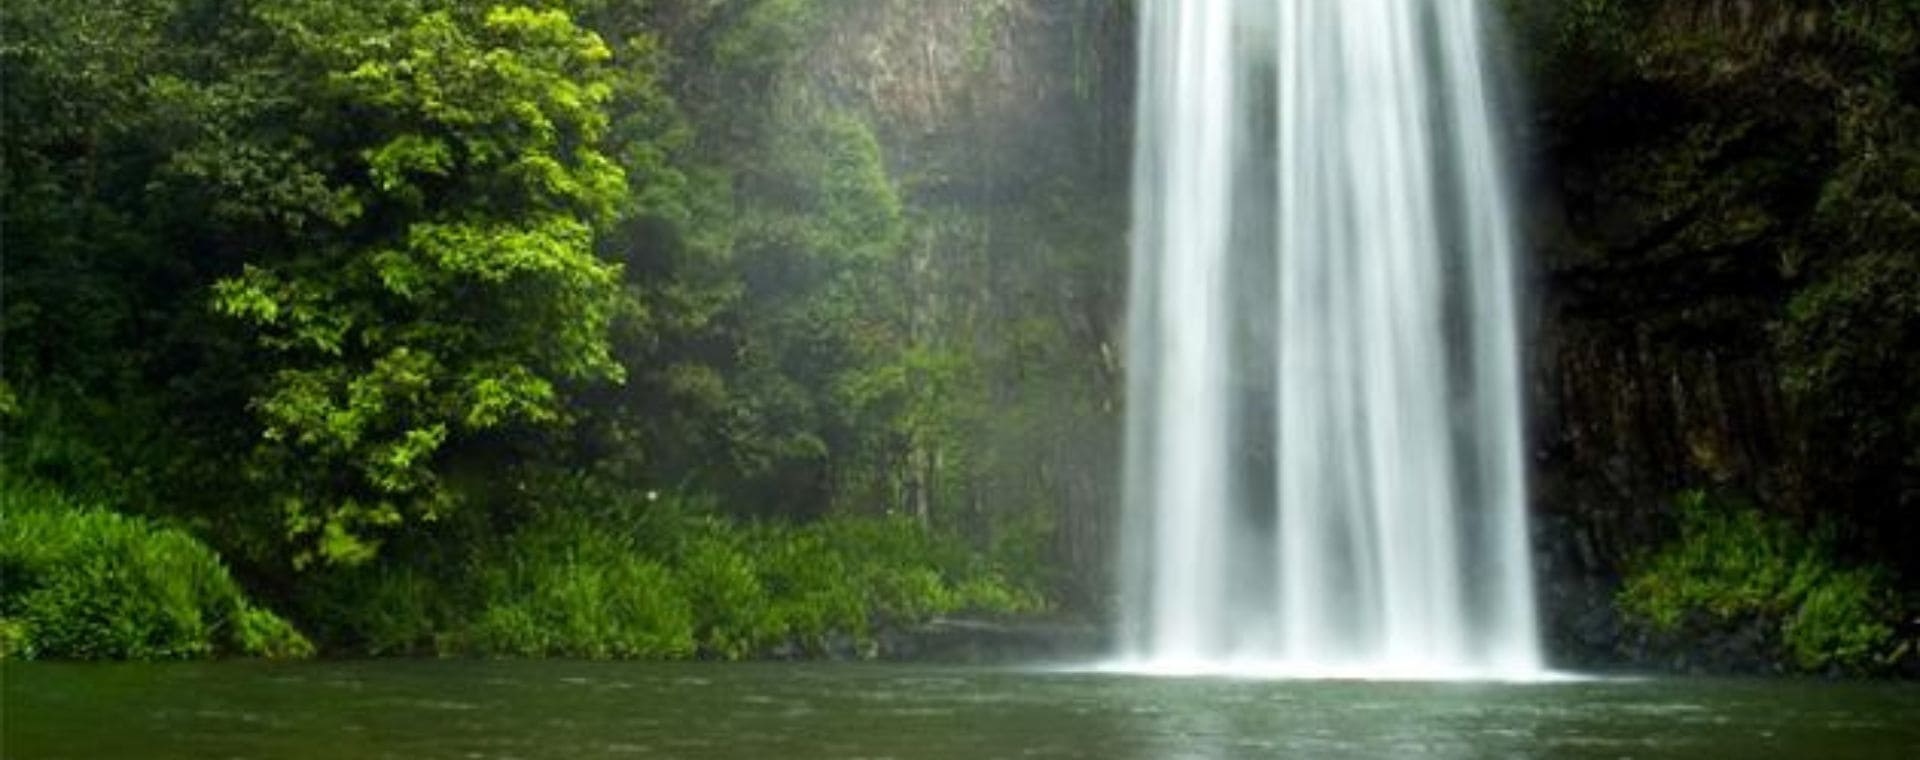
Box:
2;0;1916;674
2;0;1117;661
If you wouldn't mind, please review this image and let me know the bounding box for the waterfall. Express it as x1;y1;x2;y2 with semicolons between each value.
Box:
1119;0;1542;678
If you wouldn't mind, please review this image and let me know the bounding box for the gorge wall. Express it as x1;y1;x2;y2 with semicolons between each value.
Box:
763;0;1137;610
777;0;1917;661
1510;0;1919;667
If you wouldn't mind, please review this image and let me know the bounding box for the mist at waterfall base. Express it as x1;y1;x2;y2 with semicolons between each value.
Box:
1114;0;1543;679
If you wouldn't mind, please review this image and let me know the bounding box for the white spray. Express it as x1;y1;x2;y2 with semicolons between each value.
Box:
1120;0;1541;678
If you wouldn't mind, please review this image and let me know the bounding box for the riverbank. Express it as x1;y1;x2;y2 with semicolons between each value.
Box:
9;478;1917;678
0;481;1049;663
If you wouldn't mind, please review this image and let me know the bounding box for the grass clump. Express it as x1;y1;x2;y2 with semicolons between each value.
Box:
304;484;1048;660
1618;490;1906;673
467;511;698;659
460;496;1046;660
0;483;312;660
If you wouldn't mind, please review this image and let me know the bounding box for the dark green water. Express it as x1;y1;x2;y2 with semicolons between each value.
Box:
5;661;1917;758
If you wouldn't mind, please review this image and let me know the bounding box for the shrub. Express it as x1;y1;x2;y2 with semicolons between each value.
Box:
0;616;28;658
0;484;311;660
466;511;696;659
287;479;1051;660
1618;490;1903;673
812;516;956;625
754;513;1044;650
753;526;867;650
301;562;455;656
1783;571;1900;672
449;493;1047;660
234;605;316;659
676;529;780;660
951;573;1041;614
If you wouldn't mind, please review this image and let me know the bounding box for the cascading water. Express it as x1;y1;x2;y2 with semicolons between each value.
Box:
1119;0;1542;678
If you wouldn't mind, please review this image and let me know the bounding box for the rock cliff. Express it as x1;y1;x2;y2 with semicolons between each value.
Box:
778;0;1918;667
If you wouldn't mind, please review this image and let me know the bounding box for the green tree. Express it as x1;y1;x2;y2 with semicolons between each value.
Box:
191;3;631;566
716;103;910;515
2;0;176;497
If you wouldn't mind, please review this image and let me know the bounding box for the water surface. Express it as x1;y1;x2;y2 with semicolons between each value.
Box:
6;662;1918;758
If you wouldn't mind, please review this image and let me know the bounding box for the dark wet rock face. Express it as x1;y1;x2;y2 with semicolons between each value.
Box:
1534;516;1626;670
843;1;1916;674
1512;0;1919;673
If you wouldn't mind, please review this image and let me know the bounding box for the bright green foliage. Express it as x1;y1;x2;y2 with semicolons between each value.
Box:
764;513;1045;649
0;484;313;660
0;617;28;660
459;495;1041;660
1783;573;1905;674
805;517;957;623
1618;491;1904;673
191;3;632;566
234;606;320;660
3;0;1075;659
298;484;1043;659
672;528;781;659
469;512;698;659
752;526;869;650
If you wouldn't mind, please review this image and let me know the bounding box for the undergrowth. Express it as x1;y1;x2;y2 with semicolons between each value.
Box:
0;483;312;660
305;486;1047;660
1617;490;1908;673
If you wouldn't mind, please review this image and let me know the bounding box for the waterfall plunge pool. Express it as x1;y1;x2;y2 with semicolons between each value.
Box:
7;661;1916;758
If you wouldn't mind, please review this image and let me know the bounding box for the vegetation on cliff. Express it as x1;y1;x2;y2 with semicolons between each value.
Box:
1618;491;1908;674
1509;0;1918;672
